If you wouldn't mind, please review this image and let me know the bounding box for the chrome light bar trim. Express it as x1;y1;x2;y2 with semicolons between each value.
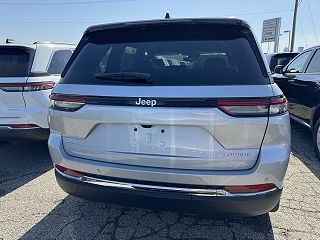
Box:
56;168;277;197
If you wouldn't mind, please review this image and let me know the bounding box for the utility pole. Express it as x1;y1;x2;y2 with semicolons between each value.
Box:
273;18;281;53
290;0;299;52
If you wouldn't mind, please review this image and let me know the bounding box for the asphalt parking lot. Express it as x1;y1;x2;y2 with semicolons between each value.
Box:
0;121;319;240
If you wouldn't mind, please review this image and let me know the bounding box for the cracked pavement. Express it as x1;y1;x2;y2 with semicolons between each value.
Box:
0;121;319;240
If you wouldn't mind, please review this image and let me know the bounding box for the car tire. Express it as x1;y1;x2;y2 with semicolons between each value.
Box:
312;118;320;160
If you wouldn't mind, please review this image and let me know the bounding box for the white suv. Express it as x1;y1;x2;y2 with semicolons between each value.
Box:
0;41;76;141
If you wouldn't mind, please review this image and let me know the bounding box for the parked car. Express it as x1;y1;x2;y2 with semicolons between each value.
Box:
272;46;320;159
0;41;76;141
265;52;298;73
48;18;291;216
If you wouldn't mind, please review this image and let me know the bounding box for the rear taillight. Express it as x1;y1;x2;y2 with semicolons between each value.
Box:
0;81;55;92
224;184;276;194
50;94;86;112
0;85;23;92
269;96;288;115
218;99;270;117
217;96;287;117
55;164;84;178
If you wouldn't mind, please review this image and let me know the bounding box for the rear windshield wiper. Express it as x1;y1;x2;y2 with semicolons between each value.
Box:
95;72;153;84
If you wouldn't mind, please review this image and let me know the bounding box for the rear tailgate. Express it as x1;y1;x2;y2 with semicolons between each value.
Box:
49;20;272;171
0;46;34;119
0;77;27;118
50;85;273;171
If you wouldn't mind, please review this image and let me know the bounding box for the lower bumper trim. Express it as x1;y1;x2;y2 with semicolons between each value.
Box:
0;126;49;141
55;170;282;217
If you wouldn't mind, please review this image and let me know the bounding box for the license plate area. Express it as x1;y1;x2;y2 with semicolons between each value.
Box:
105;124;215;158
63;123;260;170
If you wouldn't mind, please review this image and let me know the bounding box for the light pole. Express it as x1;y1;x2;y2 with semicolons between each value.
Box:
284;30;291;51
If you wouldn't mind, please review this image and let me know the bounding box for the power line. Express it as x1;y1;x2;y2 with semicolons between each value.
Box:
0;9;294;24
306;0;319;44
232;9;293;16
0;0;134;5
0;21;100;23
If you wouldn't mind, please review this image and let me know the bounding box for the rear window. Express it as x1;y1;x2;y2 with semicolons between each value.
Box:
0;47;32;77
61;24;269;86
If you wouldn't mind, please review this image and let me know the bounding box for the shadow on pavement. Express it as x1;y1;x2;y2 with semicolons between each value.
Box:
0;141;52;197
290;121;320;180
6;122;318;240
21;196;274;240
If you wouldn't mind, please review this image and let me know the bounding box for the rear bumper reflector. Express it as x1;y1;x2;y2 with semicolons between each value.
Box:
55;164;84;178
7;124;40;129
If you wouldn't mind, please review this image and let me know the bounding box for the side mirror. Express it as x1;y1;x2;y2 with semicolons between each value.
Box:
274;65;284;74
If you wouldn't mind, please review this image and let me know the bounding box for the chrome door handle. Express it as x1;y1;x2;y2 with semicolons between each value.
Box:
288;79;295;83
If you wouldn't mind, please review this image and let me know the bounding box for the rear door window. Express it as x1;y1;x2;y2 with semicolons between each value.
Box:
0;47;32;77
306;50;320;73
62;24;269;86
286;51;313;73
47;50;73;75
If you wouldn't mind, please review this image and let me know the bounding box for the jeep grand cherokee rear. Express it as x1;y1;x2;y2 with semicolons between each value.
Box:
48;18;291;216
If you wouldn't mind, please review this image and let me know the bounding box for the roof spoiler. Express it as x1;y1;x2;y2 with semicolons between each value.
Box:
84;18;250;35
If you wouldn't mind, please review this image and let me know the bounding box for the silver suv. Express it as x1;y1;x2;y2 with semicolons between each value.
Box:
48;19;291;216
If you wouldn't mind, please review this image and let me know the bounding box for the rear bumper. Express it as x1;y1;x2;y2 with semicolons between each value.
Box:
49;130;290;189
0;126;49;141
55;169;282;217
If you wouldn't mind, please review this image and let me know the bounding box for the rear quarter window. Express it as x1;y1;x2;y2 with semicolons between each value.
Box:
47;50;73;75
61;24;269;86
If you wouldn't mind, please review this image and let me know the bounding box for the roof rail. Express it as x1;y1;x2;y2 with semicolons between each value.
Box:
33;41;75;45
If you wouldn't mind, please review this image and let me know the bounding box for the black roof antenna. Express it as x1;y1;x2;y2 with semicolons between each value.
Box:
6;38;15;44
165;13;171;19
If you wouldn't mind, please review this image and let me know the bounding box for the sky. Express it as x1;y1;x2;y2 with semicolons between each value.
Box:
0;0;319;53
